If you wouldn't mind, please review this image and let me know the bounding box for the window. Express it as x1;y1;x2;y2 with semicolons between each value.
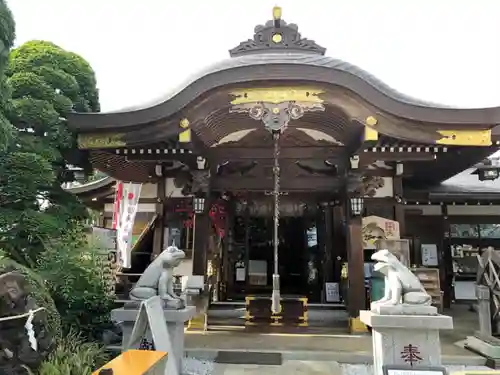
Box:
479;224;500;239
450;223;500;239
166;217;194;251
450;224;479;238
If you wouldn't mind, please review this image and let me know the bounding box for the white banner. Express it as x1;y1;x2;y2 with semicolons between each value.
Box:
116;182;142;268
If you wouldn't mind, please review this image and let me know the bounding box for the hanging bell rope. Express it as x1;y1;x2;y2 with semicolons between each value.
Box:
271;132;281;315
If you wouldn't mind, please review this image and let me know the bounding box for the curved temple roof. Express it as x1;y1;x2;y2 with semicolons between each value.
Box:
67;7;500;131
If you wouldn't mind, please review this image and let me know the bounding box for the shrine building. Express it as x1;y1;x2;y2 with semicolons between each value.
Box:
67;7;500;333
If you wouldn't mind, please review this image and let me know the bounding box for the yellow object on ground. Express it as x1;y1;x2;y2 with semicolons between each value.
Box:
93;350;167;375
187;313;207;332
349;316;368;334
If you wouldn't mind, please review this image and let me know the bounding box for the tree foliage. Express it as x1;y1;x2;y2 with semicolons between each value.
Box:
0;0;15;151
35;232;115;342
0;39;100;265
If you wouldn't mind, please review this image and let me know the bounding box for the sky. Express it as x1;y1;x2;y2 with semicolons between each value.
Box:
7;0;500;113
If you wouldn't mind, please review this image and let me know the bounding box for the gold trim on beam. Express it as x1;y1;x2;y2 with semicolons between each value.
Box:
230;87;324;105
77;133;125;149
363;116;379;141
436;129;492;146
364;127;378;141
179;118;191;143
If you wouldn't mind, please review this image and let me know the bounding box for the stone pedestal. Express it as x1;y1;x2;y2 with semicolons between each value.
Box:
360;306;453;375
464;285;500;368
112;305;196;375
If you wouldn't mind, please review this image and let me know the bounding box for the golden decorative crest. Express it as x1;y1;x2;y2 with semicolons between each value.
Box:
437;129;491;146
230;87;324;105
229;87;325;134
77;133;125;149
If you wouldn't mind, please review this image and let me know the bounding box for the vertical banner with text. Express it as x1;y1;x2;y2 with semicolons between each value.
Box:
115;182;142;268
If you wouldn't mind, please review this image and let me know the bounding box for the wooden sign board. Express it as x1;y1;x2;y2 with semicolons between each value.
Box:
383;365;448;375
362;215;400;249
126;296;169;353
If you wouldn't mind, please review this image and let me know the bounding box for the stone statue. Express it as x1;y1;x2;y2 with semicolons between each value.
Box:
371;249;431;310
0;271;53;375
129;244;186;309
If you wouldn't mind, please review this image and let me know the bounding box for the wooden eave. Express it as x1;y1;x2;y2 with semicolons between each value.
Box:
65;177;115;199
67;56;500;132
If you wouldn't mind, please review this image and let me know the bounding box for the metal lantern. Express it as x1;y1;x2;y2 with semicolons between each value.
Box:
478;168;500;181
69;166;85;182
350;197;364;216
193;197;205;214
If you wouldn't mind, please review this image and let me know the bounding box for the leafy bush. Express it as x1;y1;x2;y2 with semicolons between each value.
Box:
23;331;110;375
0;256;61;340
35;231;115;341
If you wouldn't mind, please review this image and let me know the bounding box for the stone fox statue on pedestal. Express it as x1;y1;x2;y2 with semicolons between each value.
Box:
372;249;431;306
129;244;186;309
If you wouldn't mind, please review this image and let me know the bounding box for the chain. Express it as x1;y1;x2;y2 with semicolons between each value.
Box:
271;132;281;314
273;133;280;275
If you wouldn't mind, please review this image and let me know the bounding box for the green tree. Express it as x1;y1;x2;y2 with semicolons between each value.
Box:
35;231;115;341
0;0;15;150
0;40;100;265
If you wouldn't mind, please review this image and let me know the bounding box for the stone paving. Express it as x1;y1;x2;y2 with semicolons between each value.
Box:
210;361;490;375
185;305;483;364
185;329;481;362
183;306;491;373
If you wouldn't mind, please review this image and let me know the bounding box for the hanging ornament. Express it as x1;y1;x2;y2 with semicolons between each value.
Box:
24;310;37;351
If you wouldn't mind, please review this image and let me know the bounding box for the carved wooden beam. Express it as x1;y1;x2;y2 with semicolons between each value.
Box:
209;146;343;160
212;176;341;191
360;153;436;163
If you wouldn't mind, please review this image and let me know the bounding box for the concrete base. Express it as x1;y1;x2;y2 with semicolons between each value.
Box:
371;304;438;316
465;334;500;368
360;310;453;375
112;305;196;375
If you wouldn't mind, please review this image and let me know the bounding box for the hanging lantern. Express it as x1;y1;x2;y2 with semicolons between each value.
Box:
193;197;205;214
350;197;364;216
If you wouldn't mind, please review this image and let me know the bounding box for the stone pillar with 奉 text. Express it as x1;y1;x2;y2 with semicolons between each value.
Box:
361;249;453;375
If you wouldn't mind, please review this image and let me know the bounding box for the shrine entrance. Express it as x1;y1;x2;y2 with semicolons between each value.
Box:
219;194;337;304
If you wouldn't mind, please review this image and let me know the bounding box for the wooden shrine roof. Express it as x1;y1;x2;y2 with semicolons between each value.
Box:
67;7;500;131
66;7;500;187
67;51;500;131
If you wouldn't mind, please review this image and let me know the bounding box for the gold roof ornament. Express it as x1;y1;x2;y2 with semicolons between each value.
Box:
273;6;282;21
178;118;191;143
229;5;325;56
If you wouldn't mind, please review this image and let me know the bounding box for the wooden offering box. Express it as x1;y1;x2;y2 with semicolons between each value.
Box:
245;295;308;327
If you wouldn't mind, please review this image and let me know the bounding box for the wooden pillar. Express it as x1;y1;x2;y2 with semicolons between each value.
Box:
152;178;166;258
346;201;368;333
192;198;211;277
441;204;452;308
223;199;235;299
323;204;334;284
244;204;250;289
393;176;406;236
332;205;345;282
317;204;327;303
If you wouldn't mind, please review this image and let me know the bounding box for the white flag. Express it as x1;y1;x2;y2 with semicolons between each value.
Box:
116;182;142;268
